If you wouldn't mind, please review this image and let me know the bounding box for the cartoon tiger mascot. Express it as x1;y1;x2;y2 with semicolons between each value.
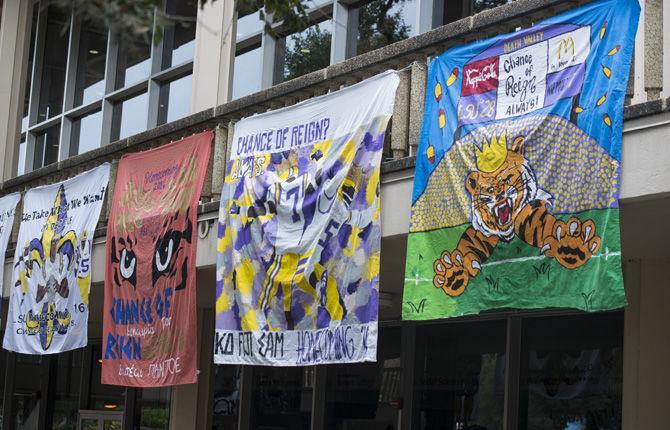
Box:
433;132;601;297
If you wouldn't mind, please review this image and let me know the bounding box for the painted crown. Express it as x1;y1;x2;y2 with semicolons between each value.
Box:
475;132;508;173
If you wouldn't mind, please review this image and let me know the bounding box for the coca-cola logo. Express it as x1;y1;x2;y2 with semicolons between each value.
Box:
465;63;498;89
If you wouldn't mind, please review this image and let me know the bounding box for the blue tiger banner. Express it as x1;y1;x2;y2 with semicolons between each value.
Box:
403;0;639;320
215;71;398;366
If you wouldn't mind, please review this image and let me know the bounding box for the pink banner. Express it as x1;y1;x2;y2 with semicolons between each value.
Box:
102;131;212;387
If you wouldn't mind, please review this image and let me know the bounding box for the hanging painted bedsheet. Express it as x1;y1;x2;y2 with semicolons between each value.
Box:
102;131;212;387
215;71;399;366
0;192;21;325
3;164;109;353
403;0;639;320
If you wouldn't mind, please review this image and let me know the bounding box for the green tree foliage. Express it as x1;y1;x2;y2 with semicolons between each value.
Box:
284;24;332;81
283;0;411;80
356;0;410;55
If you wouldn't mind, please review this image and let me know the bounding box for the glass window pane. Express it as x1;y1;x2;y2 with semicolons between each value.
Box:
53;350;82;430
111;92;148;141
158;73;192;125
356;0;414;56
33;124;61;169
236;10;263;40
325;326;401;429
282;20;332;81
522;313;623;430
37;6;70;122
212;365;240;429
162;0;197;69
75;22;108;106
251;366;313;429
115;35;151;90
22;7;39;131
18;133;27;176
413;320;507;429
91;345;126;411
13;354;43;428
232;47;262;99
136;388;171;430
71;109;102;155
81;418;98;430
472;0;513;14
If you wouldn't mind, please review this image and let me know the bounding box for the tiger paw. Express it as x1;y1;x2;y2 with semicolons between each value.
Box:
433;250;481;297
540;218;601;269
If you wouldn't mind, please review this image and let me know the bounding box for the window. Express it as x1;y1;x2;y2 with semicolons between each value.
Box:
158;73;193;125
355;0;416;56
324;326;402;429
53;350;83;430
136;388;172;430
89;345;126;411
74;22;108;107
71;109;103;155
250;366;314;429
111;91;149;141
413;320;507;429
521;313;623;429
13;354;44;428
212;365;240;429
162;0;197;69
37;6;69;122
232;46;262;99
17;1;197;175
281;20;333;82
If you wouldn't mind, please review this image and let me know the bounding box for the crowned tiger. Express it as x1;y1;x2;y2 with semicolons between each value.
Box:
433;131;602;297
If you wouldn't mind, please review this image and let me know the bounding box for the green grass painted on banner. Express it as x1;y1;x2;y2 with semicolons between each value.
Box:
402;208;625;320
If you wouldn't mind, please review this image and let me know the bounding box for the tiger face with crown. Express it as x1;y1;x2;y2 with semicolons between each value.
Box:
433;132;602;297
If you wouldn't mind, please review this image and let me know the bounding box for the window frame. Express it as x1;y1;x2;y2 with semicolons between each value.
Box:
19;0;196;175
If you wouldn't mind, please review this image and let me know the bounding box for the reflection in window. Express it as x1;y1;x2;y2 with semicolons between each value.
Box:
13;354;43;429
472;0;513;14
22;7;39;132
413;321;506;430
212;365;240;430
162;0;197;69
71;110;103;155
232;47;262;99
90;345;126;411
251;366;313;429
522;313;623;430
115;35;151;90
356;0;414;56
325;327;402;429
33;124;61;169
236;10;263;40
75;22;108;106
136;388;171;430
111;92;149;141
53;350;82;430
158;74;192;125
282;20;332;81
37;6;70;122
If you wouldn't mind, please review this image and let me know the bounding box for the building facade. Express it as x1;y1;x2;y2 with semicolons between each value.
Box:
0;0;668;429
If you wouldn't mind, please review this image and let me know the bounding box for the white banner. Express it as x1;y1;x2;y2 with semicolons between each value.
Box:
0;192;21;324
3;164;109;354
215;71;398;366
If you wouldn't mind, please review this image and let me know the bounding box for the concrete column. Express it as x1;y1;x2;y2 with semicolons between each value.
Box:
0;0;33;181
644;0;663;100
391;69;410;159
632;0;646;104
408;62;427;157
191;0;236;112
662;0;670;98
